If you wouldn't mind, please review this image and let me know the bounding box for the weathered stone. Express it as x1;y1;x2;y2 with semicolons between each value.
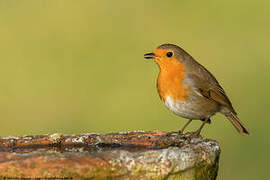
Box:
0;131;220;179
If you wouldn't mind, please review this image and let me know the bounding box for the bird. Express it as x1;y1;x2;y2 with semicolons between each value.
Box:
144;43;250;135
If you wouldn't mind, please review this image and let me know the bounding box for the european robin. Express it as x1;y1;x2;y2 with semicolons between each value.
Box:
144;44;250;135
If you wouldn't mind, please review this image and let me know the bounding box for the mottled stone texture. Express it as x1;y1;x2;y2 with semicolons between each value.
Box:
0;131;220;179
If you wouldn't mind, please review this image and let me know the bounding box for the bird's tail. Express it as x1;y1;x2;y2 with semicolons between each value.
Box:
225;112;250;135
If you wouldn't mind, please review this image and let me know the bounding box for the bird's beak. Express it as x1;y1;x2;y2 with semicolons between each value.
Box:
144;52;156;59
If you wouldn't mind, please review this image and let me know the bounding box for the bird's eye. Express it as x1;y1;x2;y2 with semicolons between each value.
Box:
166;52;173;57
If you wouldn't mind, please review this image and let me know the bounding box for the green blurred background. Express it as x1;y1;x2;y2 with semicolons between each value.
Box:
0;0;269;179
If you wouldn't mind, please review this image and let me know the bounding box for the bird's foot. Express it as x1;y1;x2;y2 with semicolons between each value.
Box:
178;130;184;134
188;130;202;137
166;131;179;136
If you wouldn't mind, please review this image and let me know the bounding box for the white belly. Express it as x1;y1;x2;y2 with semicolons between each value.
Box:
164;96;205;120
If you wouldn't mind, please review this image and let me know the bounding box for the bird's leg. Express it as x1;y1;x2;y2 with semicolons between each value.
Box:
194;118;209;136
179;119;192;134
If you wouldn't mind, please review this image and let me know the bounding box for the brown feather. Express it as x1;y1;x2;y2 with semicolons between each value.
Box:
225;112;250;135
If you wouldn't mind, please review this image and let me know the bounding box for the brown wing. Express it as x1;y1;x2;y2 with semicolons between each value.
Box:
186;61;236;114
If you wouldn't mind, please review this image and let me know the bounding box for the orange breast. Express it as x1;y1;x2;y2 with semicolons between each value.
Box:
156;57;188;102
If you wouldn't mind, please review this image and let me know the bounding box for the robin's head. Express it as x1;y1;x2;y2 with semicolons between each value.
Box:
144;44;188;69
